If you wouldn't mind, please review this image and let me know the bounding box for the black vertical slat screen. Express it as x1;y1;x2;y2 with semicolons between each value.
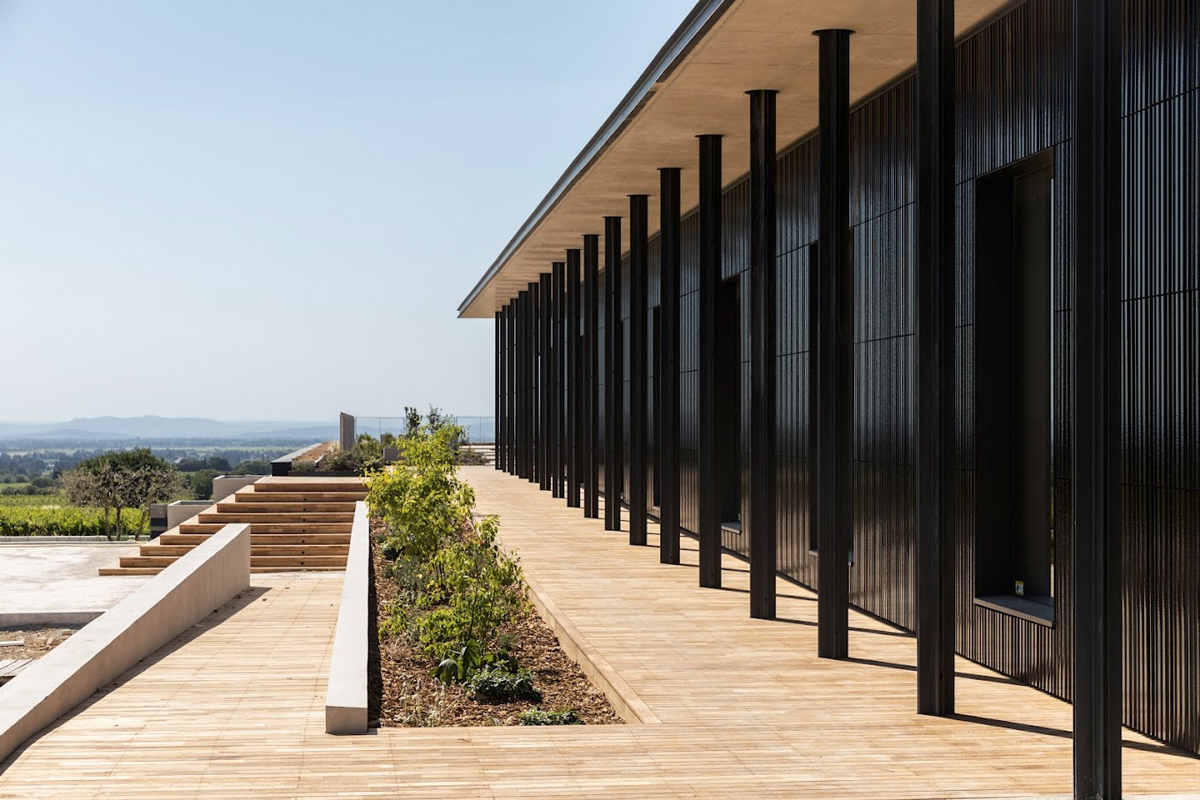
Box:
506;0;1196;753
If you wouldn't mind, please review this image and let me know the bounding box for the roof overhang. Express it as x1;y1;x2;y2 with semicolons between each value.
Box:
459;0;1018;319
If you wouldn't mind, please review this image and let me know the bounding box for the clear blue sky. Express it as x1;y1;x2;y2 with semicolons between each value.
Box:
0;0;695;421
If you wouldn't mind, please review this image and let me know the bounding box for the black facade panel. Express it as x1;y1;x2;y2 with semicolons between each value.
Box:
518;0;1197;754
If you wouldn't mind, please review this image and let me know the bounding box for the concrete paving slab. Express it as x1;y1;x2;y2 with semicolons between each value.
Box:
0;544;148;626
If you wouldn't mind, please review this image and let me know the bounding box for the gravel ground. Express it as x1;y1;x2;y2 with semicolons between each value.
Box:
0;627;79;660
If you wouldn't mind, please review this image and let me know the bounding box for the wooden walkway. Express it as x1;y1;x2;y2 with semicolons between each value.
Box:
1;466;1196;798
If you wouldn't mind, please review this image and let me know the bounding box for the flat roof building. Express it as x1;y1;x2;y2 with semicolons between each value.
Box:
461;1;1199;795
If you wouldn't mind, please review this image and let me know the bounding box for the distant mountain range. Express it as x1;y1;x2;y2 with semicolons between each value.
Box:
0;416;337;442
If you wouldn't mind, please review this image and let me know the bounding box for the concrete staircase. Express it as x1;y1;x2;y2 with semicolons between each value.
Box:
99;477;367;576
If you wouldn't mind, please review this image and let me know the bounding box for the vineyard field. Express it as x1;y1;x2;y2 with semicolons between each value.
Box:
0;494;146;537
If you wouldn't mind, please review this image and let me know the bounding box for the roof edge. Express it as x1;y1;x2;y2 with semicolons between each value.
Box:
456;0;736;318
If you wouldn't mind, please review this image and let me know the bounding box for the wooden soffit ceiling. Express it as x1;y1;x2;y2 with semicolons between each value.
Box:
458;0;1017;318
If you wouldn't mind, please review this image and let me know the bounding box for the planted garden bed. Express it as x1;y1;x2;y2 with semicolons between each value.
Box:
367;419;619;728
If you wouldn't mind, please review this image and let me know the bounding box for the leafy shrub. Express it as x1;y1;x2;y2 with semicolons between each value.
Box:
467;665;540;703
432;639;518;684
321;434;384;474
517;709;581;726
370;415;526;685
368;424;477;564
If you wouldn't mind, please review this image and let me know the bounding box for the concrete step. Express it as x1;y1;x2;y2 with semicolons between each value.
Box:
117;553;348;570
216;501;358;513
250;565;344;573
196;512;354;524
103;564;348;576
144;544;349;558
158;532;351;546
237;492;367;503
249;555;347;569
251;480;366;495
178;522;352;535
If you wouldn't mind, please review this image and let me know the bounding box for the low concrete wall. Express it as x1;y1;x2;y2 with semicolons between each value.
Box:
211;475;264;503
0;524;251;764
167;500;215;531
325;501;369;734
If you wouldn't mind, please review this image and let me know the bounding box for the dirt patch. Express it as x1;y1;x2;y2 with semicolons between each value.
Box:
370;516;621;727
0;627;78;661
294;441;335;464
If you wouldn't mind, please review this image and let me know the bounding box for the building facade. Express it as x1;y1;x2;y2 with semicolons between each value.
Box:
463;0;1199;780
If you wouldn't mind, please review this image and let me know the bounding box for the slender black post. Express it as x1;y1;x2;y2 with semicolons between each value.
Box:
552;262;565;498
567;249;582;508
697;134;723;589
1074;0;1122;796
503;305;512;473
915;0;956;717
517;291;530;479
584;234;601;518
814;28;853;660
659;168;682;565
747;89;778;620
495;310;504;471
558;261;568;498
524;287;535;482
539;273;552;492
604;216;624;531
509;303;517;474
628;195;649;546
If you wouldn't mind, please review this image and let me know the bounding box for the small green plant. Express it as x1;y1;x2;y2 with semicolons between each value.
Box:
517;709;582;726
467;664;540;703
432;638;519;684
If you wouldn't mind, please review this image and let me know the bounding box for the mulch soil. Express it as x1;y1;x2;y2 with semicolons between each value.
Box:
0;627;78;661
369;516;621;728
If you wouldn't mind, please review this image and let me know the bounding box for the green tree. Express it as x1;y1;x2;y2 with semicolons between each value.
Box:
231;459;270;475
64;449;184;540
188;469;221;501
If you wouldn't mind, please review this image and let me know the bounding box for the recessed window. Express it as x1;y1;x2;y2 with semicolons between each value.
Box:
973;148;1056;627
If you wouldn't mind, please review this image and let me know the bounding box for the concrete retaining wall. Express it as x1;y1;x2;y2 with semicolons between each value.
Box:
325;501;369;734
211;475;264;503
0;524;251;764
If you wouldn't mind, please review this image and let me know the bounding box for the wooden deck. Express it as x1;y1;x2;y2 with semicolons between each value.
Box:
1;466;1196;798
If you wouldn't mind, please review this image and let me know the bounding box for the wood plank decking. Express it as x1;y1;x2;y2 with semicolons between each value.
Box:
1;466;1196;798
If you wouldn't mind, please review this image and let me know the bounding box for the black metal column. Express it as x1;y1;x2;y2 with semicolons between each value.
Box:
747;89;778;621
915;0;955;717
628;194;649;547
567;249;582;508
517;291;530;480
530;284;540;484
557;260;568;499
523;287;532;480
584;234;601;519
697;134;723;589
1074;0;1122;796
552;262;565;498
509;303;517;475
604;216;624;531
524;288;532;480
814;28;853;660
495;310;504;471
539;272;552;492
658;167;682;565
